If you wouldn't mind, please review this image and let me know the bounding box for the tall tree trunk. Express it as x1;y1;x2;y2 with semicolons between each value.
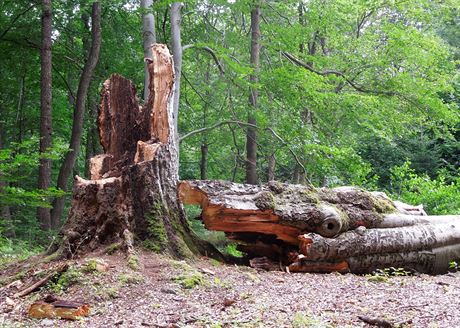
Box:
246;5;260;185
141;0;156;101
50;2;101;229
56;45;220;260
16;74;25;144
37;0;53;231
170;2;183;145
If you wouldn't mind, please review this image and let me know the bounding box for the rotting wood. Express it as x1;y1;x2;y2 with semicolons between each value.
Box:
28;294;90;320
53;44;222;261
179;180;460;274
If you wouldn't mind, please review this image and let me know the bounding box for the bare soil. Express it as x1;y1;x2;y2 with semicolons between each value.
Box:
1;251;460;328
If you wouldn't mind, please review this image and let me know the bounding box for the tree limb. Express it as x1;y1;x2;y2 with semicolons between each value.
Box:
182;44;225;74
179;120;309;182
281;51;396;97
0;4;35;41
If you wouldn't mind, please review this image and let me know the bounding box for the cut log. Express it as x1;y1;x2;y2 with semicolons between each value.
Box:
298;222;460;261
178;180;412;244
54;45;220;260
179;180;460;274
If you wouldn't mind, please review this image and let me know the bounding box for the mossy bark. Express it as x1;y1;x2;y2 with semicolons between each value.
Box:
55;45;221;260
179;180;460;274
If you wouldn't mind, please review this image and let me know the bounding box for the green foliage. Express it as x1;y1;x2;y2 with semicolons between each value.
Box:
390;162;460;215
223;243;244;258
49;267;83;293
0;237;43;268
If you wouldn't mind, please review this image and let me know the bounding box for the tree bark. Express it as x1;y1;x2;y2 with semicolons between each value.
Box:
141;0;156;101
170;2;183;144
37;0;53;231
50;2;102;229
56;45;220;260
245;5;261;185
179;180;460;274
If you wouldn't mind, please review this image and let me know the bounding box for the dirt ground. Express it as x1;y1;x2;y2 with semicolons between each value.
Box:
1;251;460;328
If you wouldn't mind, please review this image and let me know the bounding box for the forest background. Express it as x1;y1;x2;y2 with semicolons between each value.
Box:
0;0;459;259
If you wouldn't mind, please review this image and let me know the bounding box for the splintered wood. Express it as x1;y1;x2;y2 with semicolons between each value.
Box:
28;295;90;320
179;180;460;274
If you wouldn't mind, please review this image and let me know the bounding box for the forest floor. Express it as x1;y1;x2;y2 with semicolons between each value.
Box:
1;250;460;328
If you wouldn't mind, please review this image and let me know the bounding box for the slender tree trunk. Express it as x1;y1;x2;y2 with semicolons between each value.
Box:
50;2;101;229
200;61;210;180
16;74;25;144
170;2;183;145
141;0;156;101
200;144;208;180
37;0;53;231
246;5;260;185
267;153;275;181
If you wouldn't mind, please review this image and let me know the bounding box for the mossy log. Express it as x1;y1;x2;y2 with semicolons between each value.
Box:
55;45;220;259
179;180;460;274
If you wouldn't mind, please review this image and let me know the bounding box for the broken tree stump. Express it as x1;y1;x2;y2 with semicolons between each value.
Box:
54;44;219;260
179;180;460;274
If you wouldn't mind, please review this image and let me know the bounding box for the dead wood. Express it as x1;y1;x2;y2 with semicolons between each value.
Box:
14;263;68;298
179;180;460;274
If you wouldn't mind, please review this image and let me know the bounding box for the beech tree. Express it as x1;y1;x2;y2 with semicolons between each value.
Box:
37;0;53;231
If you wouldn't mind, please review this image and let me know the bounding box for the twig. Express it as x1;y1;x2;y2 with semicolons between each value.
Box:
358;315;394;328
182;44;225;74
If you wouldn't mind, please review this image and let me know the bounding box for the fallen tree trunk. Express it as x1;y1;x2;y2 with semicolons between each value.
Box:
179;180;460;274
54;45;219;259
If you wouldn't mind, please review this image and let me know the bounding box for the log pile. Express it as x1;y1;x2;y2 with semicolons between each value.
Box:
179;180;460;274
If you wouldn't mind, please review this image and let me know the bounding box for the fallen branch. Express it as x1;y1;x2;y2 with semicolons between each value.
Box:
14;263;68;298
358;315;394;328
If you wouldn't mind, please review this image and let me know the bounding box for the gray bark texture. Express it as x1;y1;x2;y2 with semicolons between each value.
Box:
141;0;156;101
170;2;183;144
179;180;460;274
37;0;53;231
51;2;102;229
56;45;220;260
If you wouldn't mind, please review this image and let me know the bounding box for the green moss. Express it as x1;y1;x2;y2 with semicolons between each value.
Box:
105;242;121;255
372;196;397;214
49;267;83;293
174;271;206;289
144;202;168;253
118;273;144;285
300;189;320;204
127;255;140;271
254;191;276;211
